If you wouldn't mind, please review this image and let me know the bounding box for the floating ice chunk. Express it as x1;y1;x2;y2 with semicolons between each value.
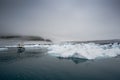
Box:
47;43;120;59
0;48;8;51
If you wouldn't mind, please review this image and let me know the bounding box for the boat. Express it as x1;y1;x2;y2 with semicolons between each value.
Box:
17;42;25;53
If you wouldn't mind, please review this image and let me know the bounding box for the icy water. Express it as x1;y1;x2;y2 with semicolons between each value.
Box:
0;47;120;80
0;41;120;80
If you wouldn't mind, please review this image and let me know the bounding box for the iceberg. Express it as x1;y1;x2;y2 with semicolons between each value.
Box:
47;43;120;59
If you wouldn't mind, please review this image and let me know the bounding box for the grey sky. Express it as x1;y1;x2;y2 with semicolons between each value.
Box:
0;0;120;42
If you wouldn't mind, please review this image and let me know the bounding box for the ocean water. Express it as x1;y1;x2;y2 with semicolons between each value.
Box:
0;42;120;80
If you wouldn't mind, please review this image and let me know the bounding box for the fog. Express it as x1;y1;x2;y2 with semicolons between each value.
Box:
0;0;120;42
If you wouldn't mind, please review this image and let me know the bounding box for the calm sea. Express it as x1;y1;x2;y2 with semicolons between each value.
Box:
0;47;120;80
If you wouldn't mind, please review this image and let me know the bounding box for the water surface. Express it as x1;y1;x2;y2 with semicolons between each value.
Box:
0;47;120;80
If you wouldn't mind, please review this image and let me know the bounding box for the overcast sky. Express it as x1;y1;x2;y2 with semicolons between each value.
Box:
0;0;120;42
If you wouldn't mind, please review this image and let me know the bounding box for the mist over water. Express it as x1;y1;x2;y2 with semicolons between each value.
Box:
0;0;120;42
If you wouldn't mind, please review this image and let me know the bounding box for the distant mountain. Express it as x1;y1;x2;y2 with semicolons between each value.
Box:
0;35;52;42
65;39;120;45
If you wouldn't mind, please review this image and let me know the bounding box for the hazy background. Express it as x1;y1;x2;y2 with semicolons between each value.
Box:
0;0;120;42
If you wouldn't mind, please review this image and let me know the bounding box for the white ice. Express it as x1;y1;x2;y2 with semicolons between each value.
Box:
47;43;120;59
